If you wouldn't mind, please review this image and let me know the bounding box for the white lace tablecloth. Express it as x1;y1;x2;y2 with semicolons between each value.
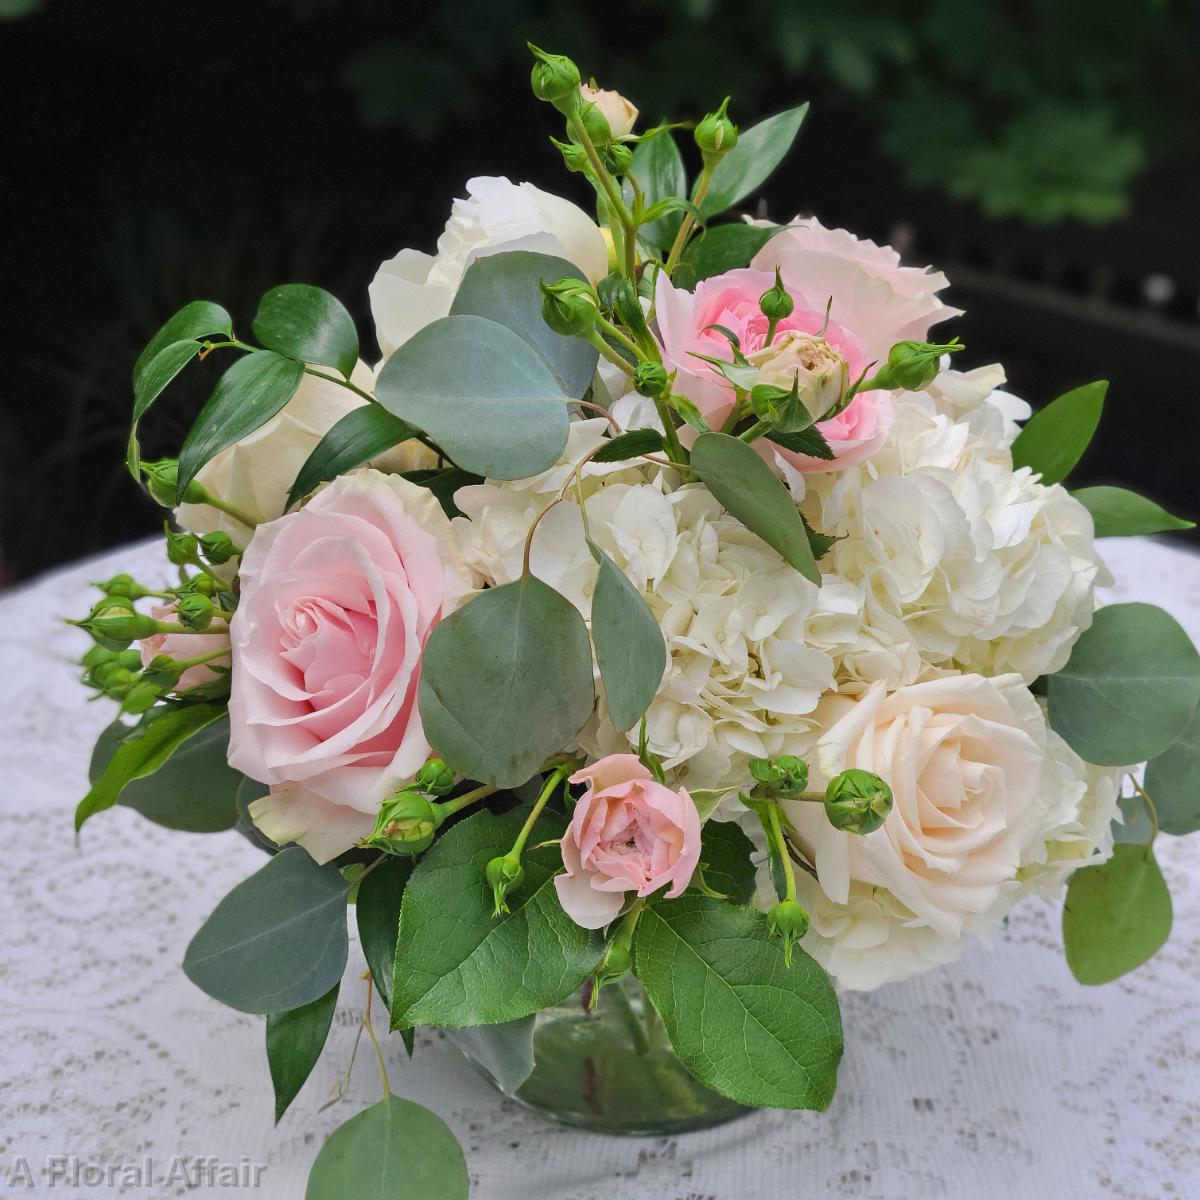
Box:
3;536;1199;1200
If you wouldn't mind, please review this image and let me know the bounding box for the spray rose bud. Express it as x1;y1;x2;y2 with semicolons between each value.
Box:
870;338;963;392
183;573;220;597
749;755;809;799
767;898;810;966
77;610;160;649
96;573;154;600
199;531;238;565
695;97;737;163
143;459;205;507
540;278;599;338
550;135;590;174
634;361;669;398
414;757;455;797
141;653;183;689
604;141;633;177
580;83;638;139
369;790;442;856
89;594;135;618
486;853;524;917
528;44;581;113
176;592;214;631
824;768;893;835
759;267;794;322
121;679;162;715
165;527;199;567
577;99;612;147
748;330;848;428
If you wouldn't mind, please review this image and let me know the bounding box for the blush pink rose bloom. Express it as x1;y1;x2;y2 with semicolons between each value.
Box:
655;266;892;472
139;603;231;691
555;754;702;929
228;470;475;864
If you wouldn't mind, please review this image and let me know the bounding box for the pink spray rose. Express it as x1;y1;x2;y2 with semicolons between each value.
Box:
139;602;231;691
227;470;475;864
555;754;702;929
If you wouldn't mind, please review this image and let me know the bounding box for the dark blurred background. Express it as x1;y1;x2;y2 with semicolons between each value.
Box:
4;0;1199;586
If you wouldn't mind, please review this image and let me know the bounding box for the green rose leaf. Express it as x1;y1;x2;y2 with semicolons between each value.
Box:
183;848;349;1015
449;251;598;399
305;1095;467;1200
629;128;687;250
1047;602;1200;765
356;856;412;1011
127;340;203;477
88;713;242;834
266;983;339;1123
287;404;420;509
418;576;595;788
591;428;665;463
390;806;604;1029
1010;380;1107;485
252;284;359;379
691;431;820;585
694;820;757;904
76;703;227;832
1145;700;1200;836
587;541;666;732
375;314;570;480
633;896;842;1109
133;299;231;391
1073;485;1194;538
700;103;810;219
675;223;775;288
1062;843;1172;984
447;1016;537;1097
767;425;835;461
177;350;306;500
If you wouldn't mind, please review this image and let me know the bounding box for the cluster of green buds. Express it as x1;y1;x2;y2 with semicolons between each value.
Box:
824;768;893;835
364;759;457;856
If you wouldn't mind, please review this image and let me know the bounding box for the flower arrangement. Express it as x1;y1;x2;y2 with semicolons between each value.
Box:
73;45;1200;1193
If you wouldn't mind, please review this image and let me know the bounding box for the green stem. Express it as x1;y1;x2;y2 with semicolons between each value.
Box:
651;394;688;464
738;419;772;444
512;766;570;857
567;111;638;281
1129;776;1160;860
437;782;497;820
171;646;231;670
596;316;644;361
764;316;780;347
765;801;798;903
664;166;713;277
192;482;260;531
586;331;636;376
362;978;391;1100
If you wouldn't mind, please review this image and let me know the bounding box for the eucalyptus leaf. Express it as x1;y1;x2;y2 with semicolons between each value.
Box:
628;128;687;249
356;857;412;1010
177;350;305;500
1111;791;1155;846
1010;380;1107;485
76;703;226;832
591;428;665;463
375;314;569;480
288;404;419;508
448;1016;537;1096
633;896;842;1109
588;541;666;732
252;284;359;378
1047;602;1200;765
449;251;597;398
183;848;349;1014
266;983;339;1122
133;299;231;391
700;104;810;218
127;340;202;476
418;576;594;788
675;223;775;288
691;432;820;584
694;821;757;904
1145;700;1200;835
305;1095;468;1200
1073;485;1194;537
390;807;604;1029
1062;843;1172;984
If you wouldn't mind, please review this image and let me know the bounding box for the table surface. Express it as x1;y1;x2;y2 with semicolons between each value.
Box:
2;536;1199;1200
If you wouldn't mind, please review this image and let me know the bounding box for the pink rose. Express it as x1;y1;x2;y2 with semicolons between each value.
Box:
228;470;475;864
139;602;230;692
655;266;892;471
555;754;702;929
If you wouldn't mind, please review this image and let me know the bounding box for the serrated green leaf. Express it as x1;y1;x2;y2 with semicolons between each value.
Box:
693;821;757;904
591;428;665;463
632;896;842;1109
356;857;412;1010
1047;602;1200;765
1145;700;1200;836
418;576;595;788
390;807;604;1029
375;314;569;480
628;129;687;250
252;285;359;378
177;350;305;500
767;425;835;461
691;432;820;584
1010;380;1106;485
700;104;809;218
1073;486;1194;538
449;251;597;399
1062;843;1172;984
183;848;349;1014
305;1095;467;1200
675;223;775;288
588;541;666;732
266;983;339;1122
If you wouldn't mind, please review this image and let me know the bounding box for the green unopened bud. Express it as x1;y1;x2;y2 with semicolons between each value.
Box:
89;594;135;618
368;790;443;856
634;361;669;398
528;44;581;113
749;755;809;799
759;267;794;322
176;592;214;631
141;654;183;689
486;853;524;917
590;938;632;1001
182;573;220;597
96;573;155;600
199;531;238;565
143;459;205;507
77;610;160;648
767;898;810;966
540;278;599;338
869;339;963;393
415;757;455;797
824;768;893;835
121;679;162;715
695;97;737;163
102;666;138;696
550;135;590;174
578;100;612;147
165;526;199;567
604;141;633;176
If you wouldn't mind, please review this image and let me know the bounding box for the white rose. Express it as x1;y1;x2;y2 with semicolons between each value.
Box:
175;362;434;539
580;84;638;138
369;177;609;360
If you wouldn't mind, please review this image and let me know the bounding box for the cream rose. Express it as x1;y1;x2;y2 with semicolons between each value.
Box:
369;177;609;361
580;84;638;138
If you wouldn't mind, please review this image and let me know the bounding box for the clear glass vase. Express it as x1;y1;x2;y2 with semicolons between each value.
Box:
458;977;749;1135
